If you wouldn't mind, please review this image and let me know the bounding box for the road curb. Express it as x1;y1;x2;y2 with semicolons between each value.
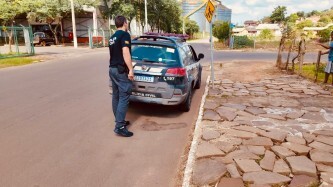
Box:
182;76;210;187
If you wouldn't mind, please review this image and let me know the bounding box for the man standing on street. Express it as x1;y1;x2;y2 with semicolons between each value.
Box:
109;16;134;137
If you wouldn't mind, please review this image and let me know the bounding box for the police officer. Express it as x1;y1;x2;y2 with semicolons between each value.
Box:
109;15;134;137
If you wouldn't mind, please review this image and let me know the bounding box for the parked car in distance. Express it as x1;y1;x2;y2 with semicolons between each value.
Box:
129;35;204;112
33;32;55;46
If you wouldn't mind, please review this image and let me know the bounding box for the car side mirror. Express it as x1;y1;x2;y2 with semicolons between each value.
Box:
198;53;204;60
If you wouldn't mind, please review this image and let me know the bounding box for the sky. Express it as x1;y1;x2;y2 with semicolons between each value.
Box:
222;0;333;25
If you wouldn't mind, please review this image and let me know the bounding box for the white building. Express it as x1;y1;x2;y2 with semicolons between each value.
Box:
256;24;282;37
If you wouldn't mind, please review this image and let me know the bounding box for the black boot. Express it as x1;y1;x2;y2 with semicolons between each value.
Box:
114;126;133;137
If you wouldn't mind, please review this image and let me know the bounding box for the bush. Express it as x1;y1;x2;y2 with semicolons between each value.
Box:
258;29;274;41
233;36;254;49
185;19;199;39
213;21;230;42
318;26;333;42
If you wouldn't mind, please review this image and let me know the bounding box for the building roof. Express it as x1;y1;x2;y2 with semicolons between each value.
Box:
256;24;280;30
244;20;259;25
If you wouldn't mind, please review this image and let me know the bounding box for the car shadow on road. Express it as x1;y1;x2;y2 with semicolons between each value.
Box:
128;102;184;118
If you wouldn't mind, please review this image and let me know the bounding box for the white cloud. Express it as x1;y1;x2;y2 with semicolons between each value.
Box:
223;0;333;24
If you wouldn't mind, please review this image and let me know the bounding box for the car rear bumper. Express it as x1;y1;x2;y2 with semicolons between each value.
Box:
129;94;187;105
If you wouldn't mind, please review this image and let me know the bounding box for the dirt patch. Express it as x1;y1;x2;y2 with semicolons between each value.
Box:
140;119;187;131
205;61;282;82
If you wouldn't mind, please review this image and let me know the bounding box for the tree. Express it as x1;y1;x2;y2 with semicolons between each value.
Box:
307;10;321;17
158;0;182;33
147;0;182;33
318;26;333;42
185;19;199;38
261;16;271;23
258;29;274;41
296;11;305;19
318;15;332;24
212;21;230;42
109;0;137;32
287;13;299;23
135;0;146;33
270;6;287;24
296;20;313;29
0;0;31;52
0;0;27;25
27;0;97;45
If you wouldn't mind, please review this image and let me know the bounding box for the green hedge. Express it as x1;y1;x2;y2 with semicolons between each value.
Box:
233;36;254;49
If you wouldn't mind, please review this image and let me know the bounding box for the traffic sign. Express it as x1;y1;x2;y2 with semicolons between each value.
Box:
204;0;215;23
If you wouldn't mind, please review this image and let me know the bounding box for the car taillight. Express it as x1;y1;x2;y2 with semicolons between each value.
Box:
166;68;187;77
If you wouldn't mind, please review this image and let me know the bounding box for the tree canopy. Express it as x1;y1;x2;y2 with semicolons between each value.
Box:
286;13;299;23
1;0;185;38
108;0;182;33
0;0;28;25
270;6;287;24
296;20;313;29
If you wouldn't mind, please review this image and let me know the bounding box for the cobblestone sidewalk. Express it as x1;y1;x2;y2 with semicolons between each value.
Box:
189;75;333;187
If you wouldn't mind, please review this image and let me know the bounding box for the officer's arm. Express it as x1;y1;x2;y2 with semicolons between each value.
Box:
123;47;134;80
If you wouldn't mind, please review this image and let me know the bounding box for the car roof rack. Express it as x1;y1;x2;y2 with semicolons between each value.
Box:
132;35;186;44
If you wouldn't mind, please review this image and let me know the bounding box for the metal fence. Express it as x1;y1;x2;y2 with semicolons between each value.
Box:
88;27;113;49
0;26;35;59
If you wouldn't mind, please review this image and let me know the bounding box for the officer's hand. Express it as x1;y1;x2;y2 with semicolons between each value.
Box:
128;70;134;81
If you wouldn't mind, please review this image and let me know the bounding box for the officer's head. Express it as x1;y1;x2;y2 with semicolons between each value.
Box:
115;16;128;30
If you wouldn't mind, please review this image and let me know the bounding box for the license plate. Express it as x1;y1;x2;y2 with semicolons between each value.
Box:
134;75;154;83
132;92;159;98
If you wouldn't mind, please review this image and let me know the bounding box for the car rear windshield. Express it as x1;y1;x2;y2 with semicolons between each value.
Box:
131;44;179;65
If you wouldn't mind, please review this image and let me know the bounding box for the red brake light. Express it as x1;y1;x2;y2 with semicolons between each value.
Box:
166;68;186;76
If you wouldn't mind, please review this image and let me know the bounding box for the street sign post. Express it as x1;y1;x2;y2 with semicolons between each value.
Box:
205;0;215;88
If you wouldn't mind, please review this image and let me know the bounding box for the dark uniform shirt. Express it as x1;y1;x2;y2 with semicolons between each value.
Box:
109;30;131;67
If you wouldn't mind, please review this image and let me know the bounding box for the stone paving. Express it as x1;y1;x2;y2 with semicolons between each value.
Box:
190;75;333;187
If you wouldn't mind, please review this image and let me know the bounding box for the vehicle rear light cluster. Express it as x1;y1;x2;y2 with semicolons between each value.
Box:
165;68;186;77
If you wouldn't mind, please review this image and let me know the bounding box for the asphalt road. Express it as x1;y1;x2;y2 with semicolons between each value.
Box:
0;48;206;187
189;39;323;64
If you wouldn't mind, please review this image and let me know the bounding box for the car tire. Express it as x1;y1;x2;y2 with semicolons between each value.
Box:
180;87;192;112
194;70;202;89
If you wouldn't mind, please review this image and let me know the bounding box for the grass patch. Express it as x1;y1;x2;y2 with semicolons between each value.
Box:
0;57;39;68
295;63;327;83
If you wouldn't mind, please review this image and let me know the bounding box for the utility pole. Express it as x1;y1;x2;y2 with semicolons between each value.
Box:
70;0;78;48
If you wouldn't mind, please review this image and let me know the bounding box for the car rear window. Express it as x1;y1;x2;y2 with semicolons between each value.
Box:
131;44;179;65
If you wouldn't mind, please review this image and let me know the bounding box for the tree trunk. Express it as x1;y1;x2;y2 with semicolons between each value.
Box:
285;38;296;71
49;23;59;45
9;22;14;53
298;38;306;75
128;20;132;33
276;36;286;68
60;18;64;46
